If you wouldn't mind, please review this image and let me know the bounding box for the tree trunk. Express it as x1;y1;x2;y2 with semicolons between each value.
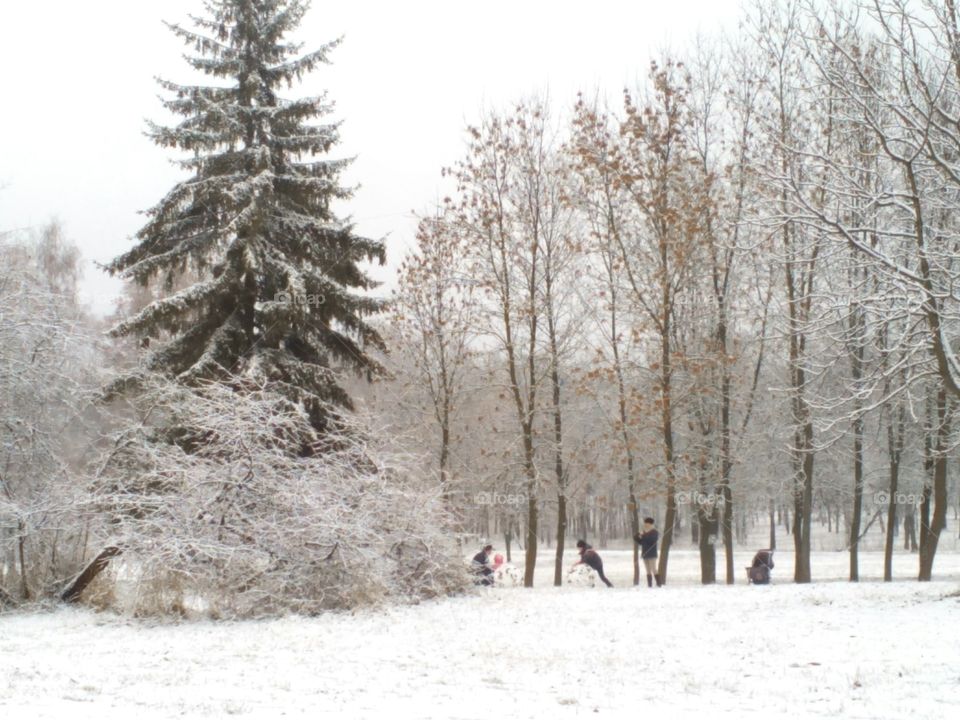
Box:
919;387;950;580
883;399;904;582
439;417;452;504
779;76;823;584
608;267;641;585
628;488;640;586
793;428;814;583
522;429;538;588
698;502;718;585
716;324;735;584
849;420;864;581
554;493;566;586
788;337;814;583
659;489;677;586
849;309;865;582
656;305;677;585
61;546;121;603
547;291;567;587
769;498;776;551
17;520;30;601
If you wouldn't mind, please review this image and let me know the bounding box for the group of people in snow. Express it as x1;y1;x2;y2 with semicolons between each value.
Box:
470;517;662;588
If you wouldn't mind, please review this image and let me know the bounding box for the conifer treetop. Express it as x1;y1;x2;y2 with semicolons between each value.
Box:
107;0;385;427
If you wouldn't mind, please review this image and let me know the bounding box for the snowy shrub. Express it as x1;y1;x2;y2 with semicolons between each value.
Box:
86;376;469;617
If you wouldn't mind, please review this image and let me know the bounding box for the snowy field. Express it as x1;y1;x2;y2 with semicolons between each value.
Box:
2;548;959;720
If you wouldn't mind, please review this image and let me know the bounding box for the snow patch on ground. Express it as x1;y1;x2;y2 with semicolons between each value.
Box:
1;550;958;719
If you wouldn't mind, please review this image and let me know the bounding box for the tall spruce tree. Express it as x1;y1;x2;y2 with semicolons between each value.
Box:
107;0;385;431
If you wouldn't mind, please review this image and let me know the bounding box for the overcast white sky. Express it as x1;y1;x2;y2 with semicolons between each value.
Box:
0;0;741;315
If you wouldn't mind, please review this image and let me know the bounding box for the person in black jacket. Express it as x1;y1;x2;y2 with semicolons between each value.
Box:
634;517;661;587
747;549;774;584
574;539;613;587
471;544;494;586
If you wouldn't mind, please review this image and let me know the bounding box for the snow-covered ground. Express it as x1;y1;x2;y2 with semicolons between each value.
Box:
2;549;959;719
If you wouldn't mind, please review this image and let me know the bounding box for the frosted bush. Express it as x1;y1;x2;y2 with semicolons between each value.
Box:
87;376;469;617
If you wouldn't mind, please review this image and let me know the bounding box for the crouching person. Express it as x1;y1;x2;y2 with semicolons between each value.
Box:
747;549;774;585
471;544;495;586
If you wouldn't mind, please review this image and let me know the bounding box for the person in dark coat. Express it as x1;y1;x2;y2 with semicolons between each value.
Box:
471;544;494;586
747;549;774;585
634;517;661;587
574;539;613;587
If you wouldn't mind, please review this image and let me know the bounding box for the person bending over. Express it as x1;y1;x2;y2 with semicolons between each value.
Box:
574;539;613;588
